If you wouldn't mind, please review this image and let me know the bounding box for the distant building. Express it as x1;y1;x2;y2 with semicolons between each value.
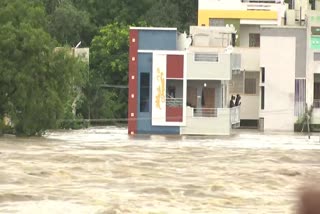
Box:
72;48;89;63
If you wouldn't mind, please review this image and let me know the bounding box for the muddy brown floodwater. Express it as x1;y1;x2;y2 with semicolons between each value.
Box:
1;127;320;213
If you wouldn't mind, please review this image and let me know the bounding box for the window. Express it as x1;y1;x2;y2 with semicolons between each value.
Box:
140;73;150;112
261;67;265;83
209;18;225;27
249;33;260;47
194;53;219;62
314;53;320;61
229;72;244;94
245;78;257;94
245;72;259;95
168;86;176;98
261;87;265;110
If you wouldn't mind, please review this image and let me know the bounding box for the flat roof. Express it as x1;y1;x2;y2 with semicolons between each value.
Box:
261;25;306;29
129;27;177;31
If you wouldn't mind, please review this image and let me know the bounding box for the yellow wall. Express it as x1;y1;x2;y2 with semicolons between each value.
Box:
198;10;278;26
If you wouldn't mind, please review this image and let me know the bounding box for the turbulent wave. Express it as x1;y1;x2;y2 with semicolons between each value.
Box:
0;127;320;213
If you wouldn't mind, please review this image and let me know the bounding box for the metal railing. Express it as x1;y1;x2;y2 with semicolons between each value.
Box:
166;98;183;107
230;106;241;125
193;108;218;117
242;0;283;3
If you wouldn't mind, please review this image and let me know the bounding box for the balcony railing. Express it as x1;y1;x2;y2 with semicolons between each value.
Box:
166;98;183;107
193;108;218;117
230;106;241;125
242;0;283;3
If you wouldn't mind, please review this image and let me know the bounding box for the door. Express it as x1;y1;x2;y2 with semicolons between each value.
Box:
202;87;215;108
187;87;197;108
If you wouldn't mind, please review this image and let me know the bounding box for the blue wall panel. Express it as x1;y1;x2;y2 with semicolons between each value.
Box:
137;53;179;134
138;30;177;50
138;53;152;73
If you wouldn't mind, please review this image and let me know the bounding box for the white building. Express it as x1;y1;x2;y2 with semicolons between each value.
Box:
197;0;320;132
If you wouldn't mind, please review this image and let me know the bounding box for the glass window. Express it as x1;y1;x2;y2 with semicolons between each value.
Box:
229;72;244;94
245;78;257;94
249;33;260;47
140;73;150;112
261;67;265;83
261;86;265;110
209;18;225;27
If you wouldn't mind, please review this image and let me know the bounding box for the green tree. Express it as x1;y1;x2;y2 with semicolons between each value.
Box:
48;1;95;46
0;0;87;135
41;0;63;14
70;0;153;26
143;0;181;28
86;23;129;121
143;0;198;32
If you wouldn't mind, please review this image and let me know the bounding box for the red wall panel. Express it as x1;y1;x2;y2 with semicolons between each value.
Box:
128;30;139;134
167;55;183;79
166;106;183;122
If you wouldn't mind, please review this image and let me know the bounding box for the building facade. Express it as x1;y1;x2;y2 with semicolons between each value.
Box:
128;0;320;135
128;27;241;135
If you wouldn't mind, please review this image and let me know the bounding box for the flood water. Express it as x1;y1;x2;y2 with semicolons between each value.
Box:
1;127;320;213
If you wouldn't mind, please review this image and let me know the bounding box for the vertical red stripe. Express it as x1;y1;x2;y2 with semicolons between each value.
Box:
128;29;139;135
167;55;184;79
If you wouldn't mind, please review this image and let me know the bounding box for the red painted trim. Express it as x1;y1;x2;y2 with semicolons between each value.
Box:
166;106;183;122
167;55;184;79
128;29;139;134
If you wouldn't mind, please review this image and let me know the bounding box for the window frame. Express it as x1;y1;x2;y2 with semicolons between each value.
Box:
249;33;260;47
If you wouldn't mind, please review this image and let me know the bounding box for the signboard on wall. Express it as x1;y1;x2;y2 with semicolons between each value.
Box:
152;53;167;125
151;51;187;126
311;27;320;35
311;36;320;50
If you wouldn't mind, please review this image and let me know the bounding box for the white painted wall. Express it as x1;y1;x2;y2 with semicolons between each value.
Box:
240;95;260;119
294;0;309;20
234;47;260;71
260;36;296;131
317;0;320;10
312;109;320;124
177;32;191;51
198;0;284;11
181;107;231;135
187;53;232;80
240;20;278;25
239;25;260;47
199;0;244;10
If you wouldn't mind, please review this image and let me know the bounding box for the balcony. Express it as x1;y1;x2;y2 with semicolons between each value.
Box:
193;108;218;117
230;106;241;125
180;107;232;135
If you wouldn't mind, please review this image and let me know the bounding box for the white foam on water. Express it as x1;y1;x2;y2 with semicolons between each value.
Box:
1;127;320;213
0;201;103;214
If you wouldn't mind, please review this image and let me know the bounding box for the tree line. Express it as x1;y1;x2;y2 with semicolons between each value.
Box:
0;0;197;136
